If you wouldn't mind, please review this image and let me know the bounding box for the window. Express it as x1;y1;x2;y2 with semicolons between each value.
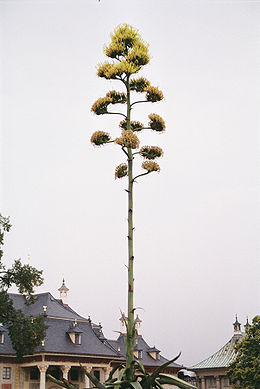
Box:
224;377;231;387
93;370;100;380
0;333;4;344
47;366;61;380
3;367;11;379
70;368;79;381
30;368;40;381
138;350;143;359
75;333;81;345
208;377;216;388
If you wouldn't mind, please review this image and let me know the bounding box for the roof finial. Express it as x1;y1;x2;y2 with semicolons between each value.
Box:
233;314;241;334
244;316;250;332
135;314;142;335
58;277;69;305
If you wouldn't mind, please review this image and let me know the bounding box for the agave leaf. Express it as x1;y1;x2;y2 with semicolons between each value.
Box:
158;373;197;389
117;366;127;381
150;352;181;381
139;374;151;389
80;365;106;389
154;378;164;389
105;378;118;384
47;374;77;388
106;365;123;382
129;381;144;389
135;360;146;375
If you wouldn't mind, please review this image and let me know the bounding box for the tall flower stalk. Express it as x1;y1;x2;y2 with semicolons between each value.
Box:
90;24;165;381
48;24;197;389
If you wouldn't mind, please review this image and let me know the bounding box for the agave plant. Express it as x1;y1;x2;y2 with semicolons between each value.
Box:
48;23;197;389
48;355;197;389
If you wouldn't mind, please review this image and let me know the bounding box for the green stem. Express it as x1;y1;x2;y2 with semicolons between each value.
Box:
126;76;135;381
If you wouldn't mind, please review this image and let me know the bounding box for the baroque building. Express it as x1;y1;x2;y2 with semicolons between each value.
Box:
191;316;249;389
0;280;182;389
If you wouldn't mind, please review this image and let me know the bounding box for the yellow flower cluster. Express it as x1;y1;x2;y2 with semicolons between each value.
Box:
126;42;150;66
148;114;166;132
90;131;111;146
119;120;144;132
146;86;164;102
142;161;160;173
140;146;164;160
105;24;139;58
91;97;111;115
115;163;128;179
130;77;151;92
91;90;126;115
115;130;140;149
98;61;142;79
97;24;150;79
97;62;124;79
105;24;149;65
106;90;126;104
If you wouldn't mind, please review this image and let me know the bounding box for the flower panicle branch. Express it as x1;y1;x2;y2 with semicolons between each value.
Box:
119;120;144;132
115;130;140;149
90;131;111;146
115;163;128;179
140;146;164;160
142;160;160;173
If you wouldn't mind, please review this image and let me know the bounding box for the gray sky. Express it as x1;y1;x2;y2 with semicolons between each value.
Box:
1;0;259;366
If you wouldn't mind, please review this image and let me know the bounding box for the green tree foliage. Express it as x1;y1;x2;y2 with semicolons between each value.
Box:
0;214;47;360
228;315;260;389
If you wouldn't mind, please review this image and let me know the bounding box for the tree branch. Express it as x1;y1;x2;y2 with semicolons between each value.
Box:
122;147;129;158
132;171;151;182
106;111;127;118
130;100;149;107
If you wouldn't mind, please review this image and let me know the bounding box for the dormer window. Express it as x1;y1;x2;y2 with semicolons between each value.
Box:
148;346;160;360
75;333;81;345
67;322;83;345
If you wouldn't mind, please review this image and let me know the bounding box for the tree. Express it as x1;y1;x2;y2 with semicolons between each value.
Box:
0;214;47;360
48;24;196;389
228;315;260;389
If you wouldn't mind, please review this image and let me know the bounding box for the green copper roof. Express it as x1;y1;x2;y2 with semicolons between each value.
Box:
191;334;242;369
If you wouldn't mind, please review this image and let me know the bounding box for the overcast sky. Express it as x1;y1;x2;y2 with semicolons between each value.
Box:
1;0;259;366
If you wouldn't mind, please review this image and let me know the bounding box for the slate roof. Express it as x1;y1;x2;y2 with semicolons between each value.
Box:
1;292;181;369
0;293;120;358
191;334;242;370
38;317;119;356
108;335;182;369
9;292;85;320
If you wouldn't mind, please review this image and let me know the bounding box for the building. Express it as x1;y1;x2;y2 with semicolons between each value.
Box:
191;316;249;389
0;280;182;389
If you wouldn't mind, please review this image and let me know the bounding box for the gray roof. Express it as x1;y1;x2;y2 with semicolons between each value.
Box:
108;335;182;369
9;292;86;320
1;292;180;368
191;334;242;370
39;317;119;356
1;293;120;358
